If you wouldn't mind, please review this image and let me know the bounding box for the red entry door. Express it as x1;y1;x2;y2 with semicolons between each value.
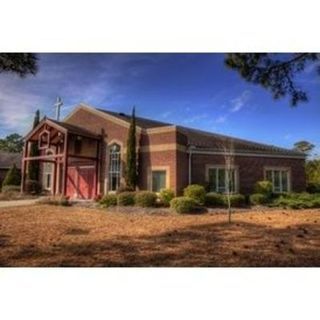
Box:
66;166;95;200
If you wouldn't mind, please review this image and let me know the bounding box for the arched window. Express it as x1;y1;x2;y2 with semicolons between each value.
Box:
108;144;121;191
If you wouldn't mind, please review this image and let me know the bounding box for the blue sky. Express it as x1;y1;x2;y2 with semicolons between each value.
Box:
0;53;319;154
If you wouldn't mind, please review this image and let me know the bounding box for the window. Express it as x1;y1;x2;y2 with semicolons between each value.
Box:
108;144;121;191
152;170;166;192
208;167;237;193
265;168;290;193
43;151;53;191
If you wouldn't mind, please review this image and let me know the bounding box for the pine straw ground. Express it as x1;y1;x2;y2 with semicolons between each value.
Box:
0;205;319;267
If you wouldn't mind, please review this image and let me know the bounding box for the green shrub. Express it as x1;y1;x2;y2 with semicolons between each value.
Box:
2;164;21;187
116;185;135;194
250;193;269;205
205;192;224;207
135;191;157;207
159;188;175;206
254;180;273;197
272;193;320;209
306;182;320;194
100;194;117;208
25;179;42;194
183;184;206;205
223;194;246;207
170;196;197;213
1;185;21;193
117;192;135;206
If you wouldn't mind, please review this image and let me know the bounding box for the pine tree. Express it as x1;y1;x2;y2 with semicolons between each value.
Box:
28;110;40;181
125;106;137;189
2;164;21;187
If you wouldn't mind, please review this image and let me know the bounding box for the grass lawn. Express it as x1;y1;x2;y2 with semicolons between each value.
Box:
0;205;319;267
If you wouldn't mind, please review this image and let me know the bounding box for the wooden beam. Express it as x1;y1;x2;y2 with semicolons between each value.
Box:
68;154;98;161
62;132;69;196
23;154;64;161
21;141;29;193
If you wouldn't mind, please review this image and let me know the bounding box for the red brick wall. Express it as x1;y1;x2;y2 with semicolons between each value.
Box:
190;153;306;194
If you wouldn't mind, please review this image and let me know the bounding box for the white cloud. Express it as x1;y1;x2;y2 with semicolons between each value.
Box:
230;90;251;113
183;113;208;124
215;115;227;123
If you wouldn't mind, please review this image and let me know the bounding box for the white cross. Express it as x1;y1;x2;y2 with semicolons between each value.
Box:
54;96;63;121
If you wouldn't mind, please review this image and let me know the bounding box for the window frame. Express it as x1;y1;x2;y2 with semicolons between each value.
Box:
264;167;291;193
108;143;121;192
151;170;167;193
205;164;239;194
148;166;170;193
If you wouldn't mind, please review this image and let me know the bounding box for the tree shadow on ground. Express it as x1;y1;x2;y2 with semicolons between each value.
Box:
3;219;320;267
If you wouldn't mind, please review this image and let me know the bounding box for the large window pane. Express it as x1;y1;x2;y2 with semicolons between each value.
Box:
218;169;226;192
208;168;217;192
281;171;288;192
109;144;121;191
152;170;166;192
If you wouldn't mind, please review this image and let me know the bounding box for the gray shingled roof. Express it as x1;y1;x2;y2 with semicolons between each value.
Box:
95;107;304;157
97;109;171;129
0;151;22;169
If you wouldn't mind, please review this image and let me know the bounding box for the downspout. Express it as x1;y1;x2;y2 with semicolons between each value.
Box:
188;145;195;185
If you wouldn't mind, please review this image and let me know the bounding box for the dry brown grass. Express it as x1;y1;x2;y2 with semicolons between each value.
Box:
0;205;319;267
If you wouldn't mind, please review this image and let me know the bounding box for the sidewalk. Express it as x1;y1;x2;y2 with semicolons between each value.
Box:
0;199;38;208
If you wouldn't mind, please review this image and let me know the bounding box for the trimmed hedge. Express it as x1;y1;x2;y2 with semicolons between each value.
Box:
183;184;206;205
118;192;136;206
100;194;117;208
205;192;224;207
254;180;273;197
170;196;197;213
159;188;175;206
250;193;269;205
223;194;246;207
135;191;157;207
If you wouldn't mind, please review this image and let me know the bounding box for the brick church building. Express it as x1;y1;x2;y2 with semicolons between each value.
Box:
21;103;306;199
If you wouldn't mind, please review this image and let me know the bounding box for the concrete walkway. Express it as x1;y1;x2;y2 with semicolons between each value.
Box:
0;199;38;208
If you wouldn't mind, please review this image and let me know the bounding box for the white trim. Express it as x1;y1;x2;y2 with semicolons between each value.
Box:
191;149;305;160
147;166;170;192
205;164;239;193
264;166;291;193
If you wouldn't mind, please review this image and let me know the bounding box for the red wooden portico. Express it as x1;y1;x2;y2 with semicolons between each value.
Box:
22;118;101;200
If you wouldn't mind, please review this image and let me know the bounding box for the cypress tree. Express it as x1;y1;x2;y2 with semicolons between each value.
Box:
28;110;40;181
2;164;21;187
125;106;137;189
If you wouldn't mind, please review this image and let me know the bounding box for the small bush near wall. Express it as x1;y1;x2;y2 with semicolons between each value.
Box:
183;184;206;205
118;192;136;206
100;194;117;208
254;180;273;197
205;192;224;207
272;193;320;209
25;179;42;194
170;197;197;213
250;193;269;205
159;189;175;207
223;194;246;207
306;182;320;194
135;191;157;207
